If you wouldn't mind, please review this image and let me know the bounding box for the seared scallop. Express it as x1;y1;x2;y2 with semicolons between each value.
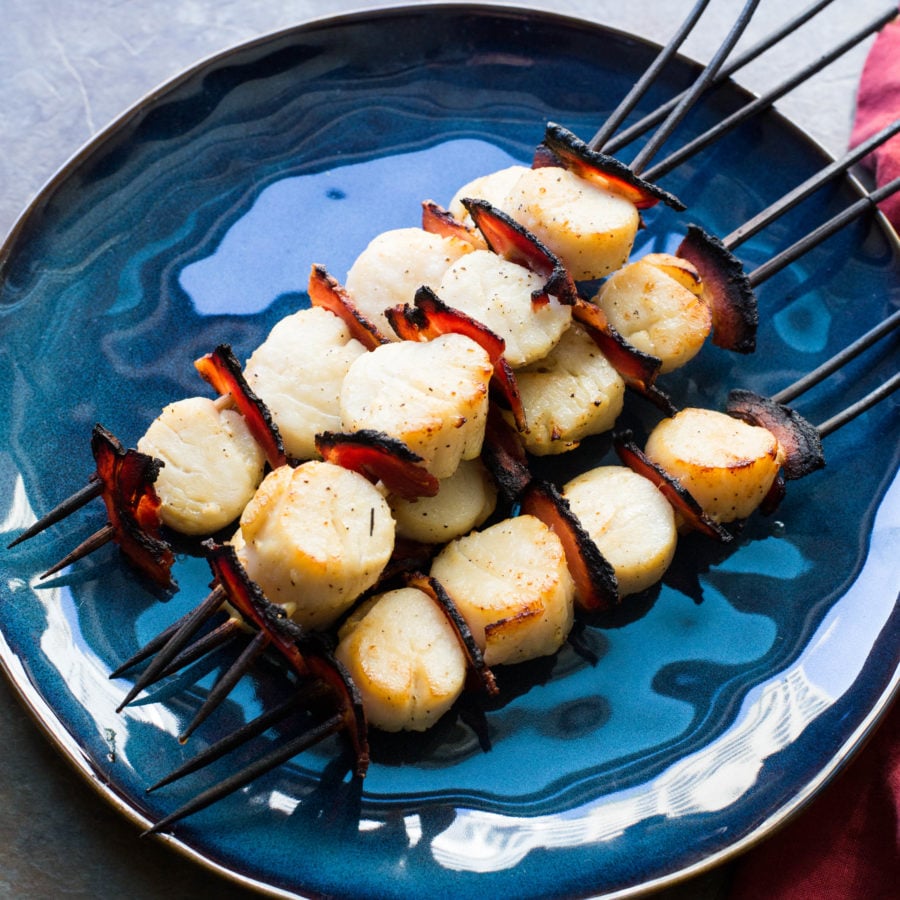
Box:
502;166;640;280
235;461;395;629
136;396;266;536
388;457;497;544
344;227;473;337
335;586;468;732
339;333;493;479
563;466;677;598
429;514;575;666
436;249;572;368
243;306;367;460
644;407;785;524
513;322;625;455
593;254;711;374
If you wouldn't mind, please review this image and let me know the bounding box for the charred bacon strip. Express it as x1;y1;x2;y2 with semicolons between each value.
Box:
520;479;619;613
421;200;480;245
386;286;527;432
461;198;579;306
613;432;733;543
725;389;825;480
388;287;506;358
308;264;391;350
480;404;532;504
676;225;758;354
538;122;685;211
40;425;175;588
571;298;674;414
194;344;287;470
315;430;439;501
405;572;499;697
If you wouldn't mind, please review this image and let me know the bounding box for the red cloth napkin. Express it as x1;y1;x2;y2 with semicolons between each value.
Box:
729;702;900;898
849;11;900;228
727;12;900;897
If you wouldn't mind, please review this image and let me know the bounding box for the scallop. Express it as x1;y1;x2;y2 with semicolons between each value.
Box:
344;227;473;337
388;457;497;544
235;461;395;629
513;322;625;455
502;166;640;280
243;306;367;460
644;407;784;524
436;249;572;368
339;332;493;479
430;514;575;666
593;255;712;374
335;587;467;732
136;396;266;536
563;466;677;598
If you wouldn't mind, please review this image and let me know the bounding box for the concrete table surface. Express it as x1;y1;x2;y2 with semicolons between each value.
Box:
0;1;891;897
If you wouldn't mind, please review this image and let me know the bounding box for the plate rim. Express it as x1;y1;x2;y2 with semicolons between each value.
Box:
1;3;898;898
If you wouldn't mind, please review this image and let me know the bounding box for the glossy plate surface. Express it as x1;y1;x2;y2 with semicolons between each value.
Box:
0;5;898;898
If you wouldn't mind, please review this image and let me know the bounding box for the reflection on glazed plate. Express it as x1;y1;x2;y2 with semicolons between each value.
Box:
0;5;897;899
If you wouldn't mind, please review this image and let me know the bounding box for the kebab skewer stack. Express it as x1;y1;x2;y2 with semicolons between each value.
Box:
7;0;900;836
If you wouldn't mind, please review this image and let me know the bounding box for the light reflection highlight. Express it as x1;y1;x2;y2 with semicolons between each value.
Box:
36;575;180;772
429;666;833;873
0;472;36;535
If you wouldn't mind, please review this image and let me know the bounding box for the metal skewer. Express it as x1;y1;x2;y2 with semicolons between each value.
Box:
725;118;900;250
588;0;713;150
603;0;842;155
642;7;900;181
747;175;900;287
629;0;762;175
772;308;900;405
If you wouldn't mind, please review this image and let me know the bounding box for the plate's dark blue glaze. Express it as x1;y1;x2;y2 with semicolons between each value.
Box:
0;5;898;899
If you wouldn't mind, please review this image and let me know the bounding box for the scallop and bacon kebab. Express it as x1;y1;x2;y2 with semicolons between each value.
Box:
6;0;900;836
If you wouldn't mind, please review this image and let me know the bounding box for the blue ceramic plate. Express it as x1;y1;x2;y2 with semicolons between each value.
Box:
1;5;898;898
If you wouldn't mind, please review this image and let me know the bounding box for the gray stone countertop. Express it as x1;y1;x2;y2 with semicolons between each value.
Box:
0;1;892;897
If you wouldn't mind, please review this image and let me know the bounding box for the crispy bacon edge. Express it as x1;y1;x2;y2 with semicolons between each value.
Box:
205;540;369;776
387;286;527;432
315;429;439;501
536;122;686;212
519;479;619;613
92;424;176;589
194;344;287;470
461;198;580;306
422;200;482;245
676;225;758;354
480;404;532;504
613;431;733;542
405;572;499;697
726;388;825;480
571;298;676;415
308;264;391;350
